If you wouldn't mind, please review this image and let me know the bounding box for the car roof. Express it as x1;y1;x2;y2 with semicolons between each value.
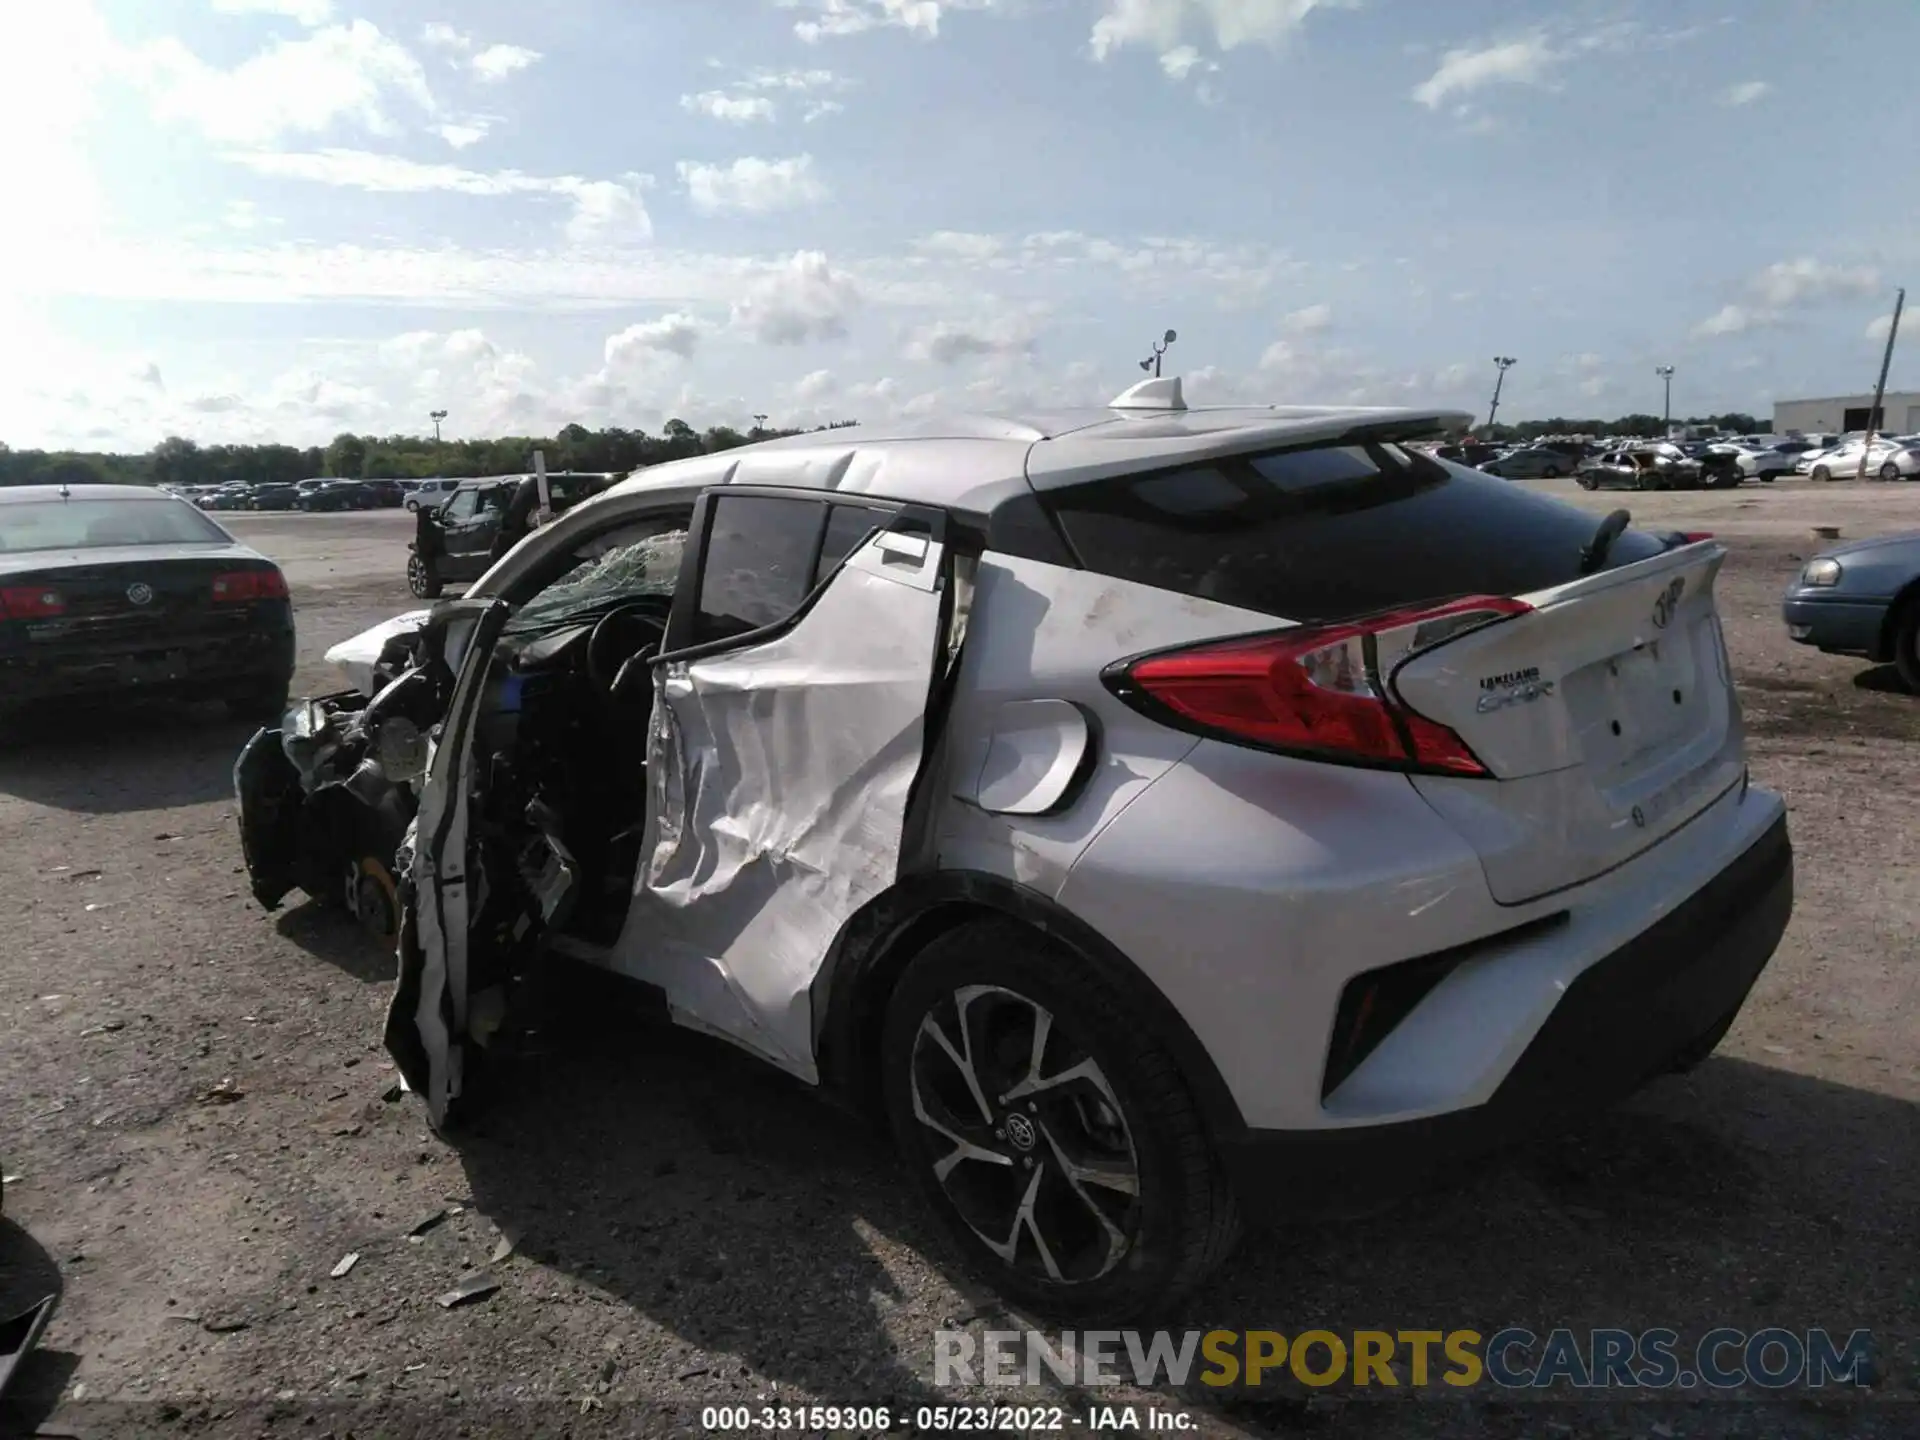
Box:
0;483;181;504
605;382;1473;513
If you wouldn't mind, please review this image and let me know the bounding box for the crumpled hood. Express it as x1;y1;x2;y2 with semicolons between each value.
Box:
324;609;432;696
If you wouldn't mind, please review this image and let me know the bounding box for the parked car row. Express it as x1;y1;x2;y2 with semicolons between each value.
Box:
1797;435;1920;482
163;478;469;512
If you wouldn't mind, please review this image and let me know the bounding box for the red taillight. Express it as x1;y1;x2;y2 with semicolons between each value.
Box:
0;586;66;619
1110;596;1531;777
211;569;289;603
1680;531;1714;543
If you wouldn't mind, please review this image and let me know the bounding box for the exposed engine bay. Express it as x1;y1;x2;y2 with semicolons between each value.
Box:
236;525;685;975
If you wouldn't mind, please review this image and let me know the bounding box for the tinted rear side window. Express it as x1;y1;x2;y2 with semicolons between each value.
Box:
693;494;828;645
1043;443;1665;623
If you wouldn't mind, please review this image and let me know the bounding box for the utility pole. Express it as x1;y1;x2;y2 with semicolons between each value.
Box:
1859;287;1905;481
1654;365;1675;429
430;409;448;443
1487;356;1516;430
1140;329;1177;378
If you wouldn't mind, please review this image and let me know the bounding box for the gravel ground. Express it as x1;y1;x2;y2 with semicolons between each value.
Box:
1;486;1915;1438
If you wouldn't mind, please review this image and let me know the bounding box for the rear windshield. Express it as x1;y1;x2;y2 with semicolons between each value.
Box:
1041;442;1666;622
0;497;230;553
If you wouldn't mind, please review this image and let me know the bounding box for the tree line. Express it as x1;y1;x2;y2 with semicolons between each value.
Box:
0;409;1771;491
0;419;860;491
1481;412;1763;442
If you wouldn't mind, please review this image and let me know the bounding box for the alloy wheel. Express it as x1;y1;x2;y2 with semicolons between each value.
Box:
907;984;1140;1285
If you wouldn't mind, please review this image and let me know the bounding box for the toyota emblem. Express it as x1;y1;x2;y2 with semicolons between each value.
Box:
126;582;155;606
1003;1113;1038;1152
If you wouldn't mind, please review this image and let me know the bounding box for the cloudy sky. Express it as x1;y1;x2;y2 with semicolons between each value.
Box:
2;0;1913;451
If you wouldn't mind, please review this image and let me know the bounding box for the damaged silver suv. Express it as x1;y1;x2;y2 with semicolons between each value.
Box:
237;377;1793;1315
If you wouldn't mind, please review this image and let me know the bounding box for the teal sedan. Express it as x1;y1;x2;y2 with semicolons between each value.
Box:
1782;531;1920;691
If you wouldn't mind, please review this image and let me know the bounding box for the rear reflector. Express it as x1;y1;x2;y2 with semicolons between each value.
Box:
212;569;290;603
1104;596;1531;777
0;586;66;619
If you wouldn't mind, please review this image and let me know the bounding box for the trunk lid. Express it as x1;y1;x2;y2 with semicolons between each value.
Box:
1391;542;1743;904
0;550;274;649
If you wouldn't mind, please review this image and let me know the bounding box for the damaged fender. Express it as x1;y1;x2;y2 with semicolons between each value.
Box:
622;520;955;1077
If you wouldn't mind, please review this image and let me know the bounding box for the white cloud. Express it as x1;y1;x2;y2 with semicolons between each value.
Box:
470;43;541;82
1278;302;1332;334
1692;258;1883;338
211;0;334;24
682;91;777;122
417;24;539;81
912;231;1003;261
433;119;494;149
1090;0;1351;61
793;368;838;402
223;149;654;242
606;311;705;364
682;67;849;123
127;21;435;146
1865;313;1898;341
905;316;1036;364
781;0;1002;43
1749;257;1880;308
730;251;859;345
222;199;275;231
678;154;828;214
1411;35;1555;108
1721;80;1769;107
1159;45;1203;78
1692;304;1762;338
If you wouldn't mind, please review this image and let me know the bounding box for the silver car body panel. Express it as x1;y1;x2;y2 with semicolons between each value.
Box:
609;527;952;1079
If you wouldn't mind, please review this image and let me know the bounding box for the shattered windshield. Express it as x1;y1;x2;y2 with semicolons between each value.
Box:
505;525;687;634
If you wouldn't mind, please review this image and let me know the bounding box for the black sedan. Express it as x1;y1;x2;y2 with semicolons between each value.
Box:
1782;530;1920;691
249;483;301;510
0;485;295;722
298;481;375;512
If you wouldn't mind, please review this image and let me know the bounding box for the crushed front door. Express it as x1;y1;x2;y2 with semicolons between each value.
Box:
384;597;510;1128
629;506;954;1077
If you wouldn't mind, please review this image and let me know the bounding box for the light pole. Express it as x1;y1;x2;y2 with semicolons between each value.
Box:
753;413;768;434
1139;329;1178;378
1655;366;1675;429
1487;356;1517;430
430;409;448;443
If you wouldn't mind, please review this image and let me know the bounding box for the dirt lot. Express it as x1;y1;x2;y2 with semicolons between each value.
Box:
1;486;1915;1438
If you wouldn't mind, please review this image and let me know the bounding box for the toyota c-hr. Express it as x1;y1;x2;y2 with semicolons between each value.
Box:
237;376;1792;1316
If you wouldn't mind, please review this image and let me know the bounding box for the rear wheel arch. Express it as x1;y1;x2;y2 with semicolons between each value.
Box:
812;871;1247;1143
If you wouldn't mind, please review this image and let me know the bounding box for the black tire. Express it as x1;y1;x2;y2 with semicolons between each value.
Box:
879;921;1241;1319
1812;465;1831;483
1577;474;1599;490
225;682;290;724
1882;461;1902;482
407;552;444;599
1892;598;1920;694
1542;464;1561;478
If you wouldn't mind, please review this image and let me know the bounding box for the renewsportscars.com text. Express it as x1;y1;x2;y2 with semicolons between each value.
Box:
934;1327;1875;1391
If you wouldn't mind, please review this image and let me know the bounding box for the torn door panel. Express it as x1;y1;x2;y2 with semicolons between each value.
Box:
618;531;951;1078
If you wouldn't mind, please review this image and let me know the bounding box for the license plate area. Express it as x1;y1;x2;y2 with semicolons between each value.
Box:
1562;626;1705;770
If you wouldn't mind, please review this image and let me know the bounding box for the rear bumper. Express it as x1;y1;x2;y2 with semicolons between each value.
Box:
1218;811;1792;1215
0;624;294;705
1781;593;1889;656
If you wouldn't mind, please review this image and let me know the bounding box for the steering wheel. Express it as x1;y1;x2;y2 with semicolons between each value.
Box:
586;599;670;695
